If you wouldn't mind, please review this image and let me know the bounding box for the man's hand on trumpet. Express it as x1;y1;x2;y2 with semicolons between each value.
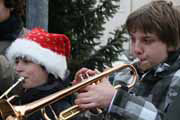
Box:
72;68;117;109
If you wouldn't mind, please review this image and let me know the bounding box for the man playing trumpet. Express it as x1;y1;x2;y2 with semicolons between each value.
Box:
73;1;180;120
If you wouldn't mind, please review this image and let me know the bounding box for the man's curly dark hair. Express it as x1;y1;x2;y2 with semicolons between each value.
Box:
4;0;25;17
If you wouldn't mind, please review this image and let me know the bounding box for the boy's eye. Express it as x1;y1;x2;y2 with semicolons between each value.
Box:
143;38;154;44
23;59;30;63
22;58;33;64
15;58;20;64
15;57;32;64
130;36;136;43
144;39;150;43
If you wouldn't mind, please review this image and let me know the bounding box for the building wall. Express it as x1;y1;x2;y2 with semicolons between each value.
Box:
100;0;131;46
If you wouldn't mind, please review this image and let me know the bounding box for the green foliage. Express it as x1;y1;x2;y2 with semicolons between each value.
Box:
84;27;128;71
49;0;128;79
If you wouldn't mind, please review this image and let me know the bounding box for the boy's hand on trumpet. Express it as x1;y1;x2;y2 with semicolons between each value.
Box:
72;68;97;84
73;68;117;109
75;77;117;109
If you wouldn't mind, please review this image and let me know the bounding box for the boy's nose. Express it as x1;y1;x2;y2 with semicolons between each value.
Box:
133;41;144;56
16;61;24;73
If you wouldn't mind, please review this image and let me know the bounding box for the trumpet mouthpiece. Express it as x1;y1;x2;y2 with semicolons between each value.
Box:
0;76;25;99
18;77;25;82
131;59;152;72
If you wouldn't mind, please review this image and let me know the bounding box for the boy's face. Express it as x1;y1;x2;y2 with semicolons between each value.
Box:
15;58;48;89
130;30;170;67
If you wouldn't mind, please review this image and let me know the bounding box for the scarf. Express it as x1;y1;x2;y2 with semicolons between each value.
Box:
0;13;23;40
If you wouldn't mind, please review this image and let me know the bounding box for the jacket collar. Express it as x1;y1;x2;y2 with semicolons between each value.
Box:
142;49;180;82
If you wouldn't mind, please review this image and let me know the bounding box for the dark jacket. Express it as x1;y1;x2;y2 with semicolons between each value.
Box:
0;12;23;54
13;80;74;120
82;50;180;120
164;95;180;120
107;50;180;120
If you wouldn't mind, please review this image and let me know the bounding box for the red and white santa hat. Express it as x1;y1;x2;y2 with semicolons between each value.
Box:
6;28;71;79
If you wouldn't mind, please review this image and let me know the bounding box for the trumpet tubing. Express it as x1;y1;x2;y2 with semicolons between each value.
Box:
59;64;138;120
58;84;123;120
59;105;80;120
0;64;138;120
0;77;24;99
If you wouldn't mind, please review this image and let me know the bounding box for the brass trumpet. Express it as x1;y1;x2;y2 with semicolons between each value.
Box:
0;77;24;100
0;64;138;120
59;64;138;120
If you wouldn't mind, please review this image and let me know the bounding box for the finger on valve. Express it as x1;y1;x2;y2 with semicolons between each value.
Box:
72;68;89;84
73;68;97;84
